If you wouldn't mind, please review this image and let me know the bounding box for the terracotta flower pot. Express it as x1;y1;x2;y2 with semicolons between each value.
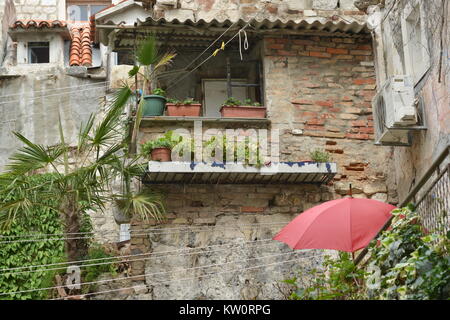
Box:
151;147;171;162
220;105;266;118
166;103;202;116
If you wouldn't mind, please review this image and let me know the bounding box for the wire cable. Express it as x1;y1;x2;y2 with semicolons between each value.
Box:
55;255;321;300
0;237;280;273
0;81;110;99
1;251;321;297
1;240;295;276
0;221;287;239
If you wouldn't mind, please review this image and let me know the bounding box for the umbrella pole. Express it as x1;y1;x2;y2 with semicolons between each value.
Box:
351;251;355;261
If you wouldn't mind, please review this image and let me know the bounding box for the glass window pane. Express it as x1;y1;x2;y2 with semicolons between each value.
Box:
67;5;88;21
91;5;108;15
29;42;50;64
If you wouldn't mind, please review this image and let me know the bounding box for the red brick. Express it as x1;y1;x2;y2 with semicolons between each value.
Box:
305;125;324;131
353;78;376;85
327;48;349;55
240;206;265;213
310;51;332;58
326;148;344;154
325;140;337;145
356;45;372;50
306;119;325;125
276;38;290;44
277;50;296;56
267;43;285;50
316;100;334;107
358;127;374;134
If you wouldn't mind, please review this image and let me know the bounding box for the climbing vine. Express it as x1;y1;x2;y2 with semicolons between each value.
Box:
0;174;65;300
365;205;450;300
283;204;449;300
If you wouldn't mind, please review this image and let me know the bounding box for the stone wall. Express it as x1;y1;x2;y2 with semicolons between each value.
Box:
154;0;365;22
13;0;60;20
127;183;330;300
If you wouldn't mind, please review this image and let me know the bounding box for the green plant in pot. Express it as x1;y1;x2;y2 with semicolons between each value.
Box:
142;132;174;162
166;97;202;117
143;88;168;116
220;97;266;118
114;35;177;150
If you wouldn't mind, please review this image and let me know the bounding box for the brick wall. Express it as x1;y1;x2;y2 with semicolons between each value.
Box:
128;33;398;299
264;34;396;201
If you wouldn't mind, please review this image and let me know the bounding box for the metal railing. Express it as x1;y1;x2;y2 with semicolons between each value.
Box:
355;144;450;265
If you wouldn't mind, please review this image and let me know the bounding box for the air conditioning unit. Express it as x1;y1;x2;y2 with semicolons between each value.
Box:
373;75;418;145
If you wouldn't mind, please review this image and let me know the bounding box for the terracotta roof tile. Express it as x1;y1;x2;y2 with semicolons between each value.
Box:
70;25;92;67
11;19;67;29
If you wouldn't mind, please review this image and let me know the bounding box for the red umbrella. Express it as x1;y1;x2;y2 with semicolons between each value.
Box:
273;197;396;253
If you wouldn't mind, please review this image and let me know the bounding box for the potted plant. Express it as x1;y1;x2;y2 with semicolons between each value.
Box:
220;98;266;118
141;131;177;162
166;98;202;117
143;88;167;116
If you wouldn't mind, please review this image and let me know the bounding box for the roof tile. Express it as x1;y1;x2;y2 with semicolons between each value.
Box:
70;25;92;67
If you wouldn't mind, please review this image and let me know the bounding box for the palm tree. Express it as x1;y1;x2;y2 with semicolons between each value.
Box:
0;35;174;262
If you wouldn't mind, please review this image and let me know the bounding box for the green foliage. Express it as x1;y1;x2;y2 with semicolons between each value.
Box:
309;149;331;162
152;88;166;97
222;97;242;106
365;205;450;300
203;136;263;167
141;130;178;154
283;205;450;300
222;97;262;107
0;174;66;300
81;244;117;294
167;98;199;105
243;98;261;106
284;252;367;300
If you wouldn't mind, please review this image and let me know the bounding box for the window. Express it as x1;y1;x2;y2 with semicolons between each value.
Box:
28;42;50;63
67;1;111;21
401;0;430;84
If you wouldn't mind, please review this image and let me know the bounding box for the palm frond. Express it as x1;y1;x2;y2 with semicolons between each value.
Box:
153;51;177;73
6;132;64;174
137;36;158;66
110;84;132;112
77;113;96;153
115;190;165;222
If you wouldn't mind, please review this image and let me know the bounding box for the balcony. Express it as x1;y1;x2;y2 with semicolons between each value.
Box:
143;161;337;185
